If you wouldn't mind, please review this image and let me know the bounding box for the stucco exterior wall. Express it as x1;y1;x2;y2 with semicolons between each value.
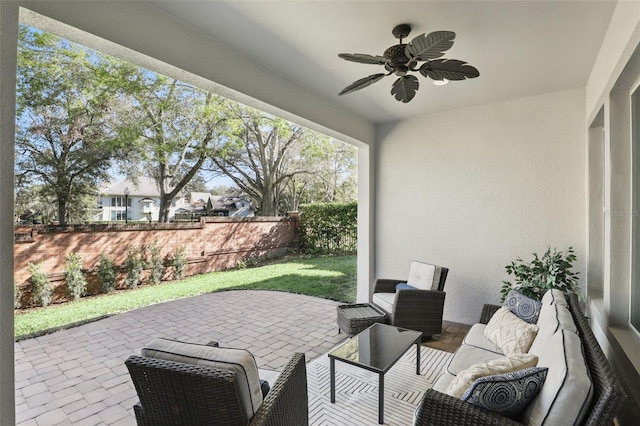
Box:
375;89;586;325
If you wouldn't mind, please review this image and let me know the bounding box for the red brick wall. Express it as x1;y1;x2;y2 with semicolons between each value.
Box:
14;216;299;305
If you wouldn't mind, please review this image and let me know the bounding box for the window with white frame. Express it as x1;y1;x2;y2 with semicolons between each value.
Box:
111;196;132;207
110;210;131;221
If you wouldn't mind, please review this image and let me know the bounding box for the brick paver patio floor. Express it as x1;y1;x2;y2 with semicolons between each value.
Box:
14;290;471;425
14;290;346;425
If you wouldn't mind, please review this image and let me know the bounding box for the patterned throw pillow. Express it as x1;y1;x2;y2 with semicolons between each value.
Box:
484;307;539;355
444;353;538;398
461;367;548;420
504;290;543;324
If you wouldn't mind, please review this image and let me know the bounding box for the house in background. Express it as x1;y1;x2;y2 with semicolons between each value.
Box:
174;192;254;220
99;177;186;222
100;179;253;222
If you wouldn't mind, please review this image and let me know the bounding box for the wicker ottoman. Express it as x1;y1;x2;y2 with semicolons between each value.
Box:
336;303;388;335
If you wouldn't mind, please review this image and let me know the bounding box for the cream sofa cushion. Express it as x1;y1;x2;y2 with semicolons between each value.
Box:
444;353;538;398
540;289;568;307
462;324;503;354
523;329;593;426
529;303;577;356
484;307;539;355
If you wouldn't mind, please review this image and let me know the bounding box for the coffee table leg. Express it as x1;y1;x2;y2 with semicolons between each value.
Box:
416;340;421;375
378;372;384;424
330;357;336;403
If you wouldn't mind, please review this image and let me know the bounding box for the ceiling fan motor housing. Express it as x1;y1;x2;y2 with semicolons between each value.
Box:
384;44;410;75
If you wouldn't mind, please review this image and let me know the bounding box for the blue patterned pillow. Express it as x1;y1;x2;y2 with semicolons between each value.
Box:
504;290;542;324
461;367;548;420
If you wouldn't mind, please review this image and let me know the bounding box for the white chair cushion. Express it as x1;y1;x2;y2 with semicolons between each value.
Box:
372;292;395;314
406;261;437;291
523;329;593;426
484;307;539;355
141;338;263;420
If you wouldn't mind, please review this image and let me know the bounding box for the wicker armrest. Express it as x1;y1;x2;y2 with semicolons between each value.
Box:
479;304;501;324
414;389;523;426
249;352;307;426
373;278;405;294
393;289;446;315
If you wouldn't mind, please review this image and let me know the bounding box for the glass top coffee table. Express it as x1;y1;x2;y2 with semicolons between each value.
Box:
328;323;422;424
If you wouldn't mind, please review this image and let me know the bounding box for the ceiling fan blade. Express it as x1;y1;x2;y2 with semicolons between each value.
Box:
405;31;456;61
339;73;387;95
338;53;388;65
419;59;480;81
391;75;419;103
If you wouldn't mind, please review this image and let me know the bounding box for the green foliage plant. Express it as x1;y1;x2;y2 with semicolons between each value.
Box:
172;245;188;280
125;245;144;289
501;247;580;302
28;262;52;307
148;240;164;285
14;281;23;309
64;253;87;301
97;253;118;293
298;202;357;254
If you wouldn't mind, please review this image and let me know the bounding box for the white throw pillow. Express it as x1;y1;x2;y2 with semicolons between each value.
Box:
444;353;539;398
484;307;539;355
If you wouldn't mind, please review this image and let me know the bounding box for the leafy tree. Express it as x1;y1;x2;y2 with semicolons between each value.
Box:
210;105;308;216
118;72;228;222
283;137;357;211
15;25;131;225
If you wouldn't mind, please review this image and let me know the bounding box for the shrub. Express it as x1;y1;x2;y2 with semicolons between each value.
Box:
298;202;357;254
172;245;187;280
64;253;87;301
97;253;118;293
501;247;580;302
27;262;52;307
14;281;23;309
148;240;164;285
124;245;144;289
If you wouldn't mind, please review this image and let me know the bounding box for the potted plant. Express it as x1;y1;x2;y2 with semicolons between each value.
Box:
500;247;580;302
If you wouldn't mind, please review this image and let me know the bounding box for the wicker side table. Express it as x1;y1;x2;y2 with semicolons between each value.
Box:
336;303;388;335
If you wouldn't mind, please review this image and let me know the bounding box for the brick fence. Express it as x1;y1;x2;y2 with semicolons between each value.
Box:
14;216;299;305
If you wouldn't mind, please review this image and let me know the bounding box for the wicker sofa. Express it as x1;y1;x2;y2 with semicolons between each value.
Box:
414;291;627;426
125;338;308;426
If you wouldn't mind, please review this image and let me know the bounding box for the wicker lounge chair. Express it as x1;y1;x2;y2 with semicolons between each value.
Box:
413;293;627;426
371;261;448;338
126;350;308;426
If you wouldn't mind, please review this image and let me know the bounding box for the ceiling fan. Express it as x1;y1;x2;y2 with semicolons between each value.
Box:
338;24;480;103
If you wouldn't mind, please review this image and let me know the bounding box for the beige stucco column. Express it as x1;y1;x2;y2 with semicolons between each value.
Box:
0;1;18;423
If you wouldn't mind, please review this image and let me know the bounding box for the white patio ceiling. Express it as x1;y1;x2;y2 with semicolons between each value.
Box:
146;0;616;123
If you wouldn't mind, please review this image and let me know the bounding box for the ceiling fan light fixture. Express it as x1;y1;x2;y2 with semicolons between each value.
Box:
338;23;479;103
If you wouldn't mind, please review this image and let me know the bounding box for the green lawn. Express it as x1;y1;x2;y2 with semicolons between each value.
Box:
15;254;356;339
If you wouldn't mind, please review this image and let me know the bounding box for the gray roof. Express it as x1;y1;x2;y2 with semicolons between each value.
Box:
102;177;165;197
